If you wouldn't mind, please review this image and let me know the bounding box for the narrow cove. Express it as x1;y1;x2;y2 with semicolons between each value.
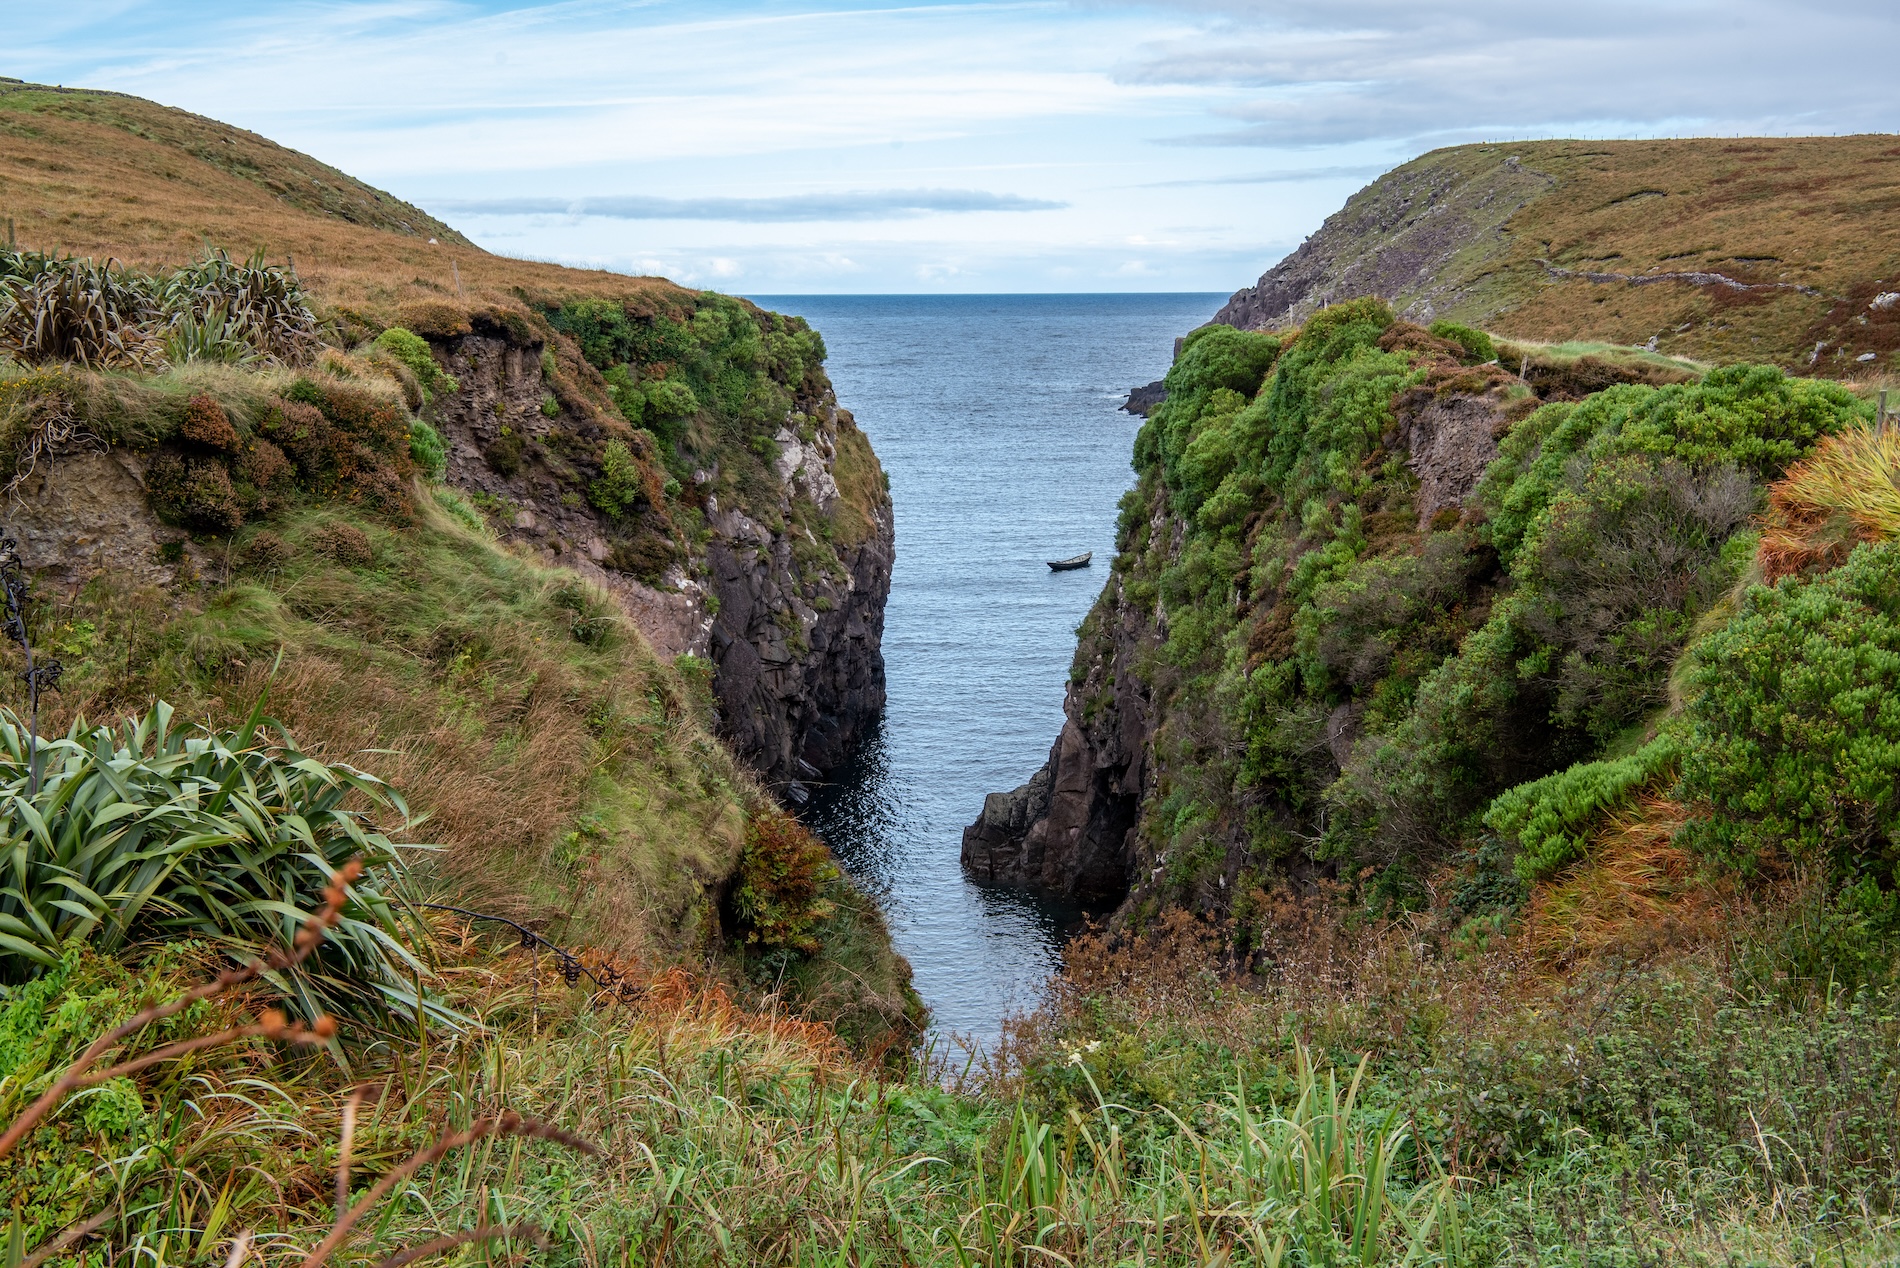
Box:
750;292;1223;1048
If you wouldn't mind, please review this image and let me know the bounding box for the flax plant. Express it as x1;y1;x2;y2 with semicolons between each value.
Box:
0;698;428;1019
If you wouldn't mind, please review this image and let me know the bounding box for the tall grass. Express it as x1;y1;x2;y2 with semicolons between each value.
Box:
1758;422;1900;578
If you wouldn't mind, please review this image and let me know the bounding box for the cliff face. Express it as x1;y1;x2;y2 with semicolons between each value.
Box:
960;565;1149;903
415;302;890;792
961;306;1831;931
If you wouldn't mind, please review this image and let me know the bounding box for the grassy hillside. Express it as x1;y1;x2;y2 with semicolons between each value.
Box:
0;77;686;321
1216;137;1900;372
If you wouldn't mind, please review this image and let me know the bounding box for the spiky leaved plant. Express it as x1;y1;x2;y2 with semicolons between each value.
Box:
0;696;432;1021
0;254;163;369
157;247;319;364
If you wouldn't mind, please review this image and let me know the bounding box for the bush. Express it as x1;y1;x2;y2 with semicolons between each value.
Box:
242;530;292;570
642;377;698;420
1677;539;1900;874
373;326;459;402
409;418;447;480
145;451;245;533
1480;366;1861;568
589;438;647;519
178;393;239;451
1485;732;1682;881
0;701;422;1018
0;255;162;369
1428;320;1496;364
311;521;374;566
733;811;838;954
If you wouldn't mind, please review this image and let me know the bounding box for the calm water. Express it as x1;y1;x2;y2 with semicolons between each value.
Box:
748;293;1222;1049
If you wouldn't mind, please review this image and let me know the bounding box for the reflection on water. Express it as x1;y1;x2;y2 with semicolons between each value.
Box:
753;293;1223;1050
804;719;1088;1046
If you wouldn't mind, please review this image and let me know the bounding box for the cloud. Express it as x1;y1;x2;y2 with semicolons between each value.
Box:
435;188;1069;223
1141;164;1388;187
1116;0;1900;147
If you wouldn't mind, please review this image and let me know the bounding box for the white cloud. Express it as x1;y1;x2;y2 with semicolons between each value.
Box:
8;1;1892;291
1116;0;1900;146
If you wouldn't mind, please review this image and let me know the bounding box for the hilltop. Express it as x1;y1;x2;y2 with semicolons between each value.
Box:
1213;136;1900;372
0;77;685;320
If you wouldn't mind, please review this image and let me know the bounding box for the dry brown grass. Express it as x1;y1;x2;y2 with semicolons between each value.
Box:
0;80;694;327
1524;794;1732;968
1757;423;1900;580
1366;136;1900;368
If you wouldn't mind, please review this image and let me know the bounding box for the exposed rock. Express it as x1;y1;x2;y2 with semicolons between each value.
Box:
961;570;1151;903
1122;380;1167;417
424;322;890;789
706;497;890;781
1395;393;1506;530
6;449;202;589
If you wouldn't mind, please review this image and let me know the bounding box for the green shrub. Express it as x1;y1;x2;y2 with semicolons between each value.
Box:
589;439;646;519
643;377;698;420
0;701;423;1019
1480;366;1860;568
483;427;524;477
372;326;459;402
1678;539;1900;874
408;418;446;480
1428;320;1496;364
733;811;838;954
1485;732;1682;881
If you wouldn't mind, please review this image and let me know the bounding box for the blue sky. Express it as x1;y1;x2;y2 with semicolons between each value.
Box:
8;1;1896;292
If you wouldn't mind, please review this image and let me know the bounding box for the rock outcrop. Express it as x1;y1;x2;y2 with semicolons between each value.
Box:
705;477;891;788
961;564;1153;904
422;314;890;791
1122;380;1167;417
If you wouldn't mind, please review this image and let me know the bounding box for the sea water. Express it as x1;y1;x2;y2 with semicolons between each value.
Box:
745;293;1223;1049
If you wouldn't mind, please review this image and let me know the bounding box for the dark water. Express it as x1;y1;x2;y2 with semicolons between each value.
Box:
747;293;1222;1049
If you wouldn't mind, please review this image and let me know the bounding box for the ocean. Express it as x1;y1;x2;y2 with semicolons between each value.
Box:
744;293;1224;1048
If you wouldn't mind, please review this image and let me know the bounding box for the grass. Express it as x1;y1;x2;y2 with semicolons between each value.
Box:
1242;136;1900;369
7;481;914;1046
4;879;1899;1265
1758;422;1900;579
0;80;693;327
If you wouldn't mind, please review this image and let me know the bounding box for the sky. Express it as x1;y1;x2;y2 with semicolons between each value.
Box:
6;1;1897;293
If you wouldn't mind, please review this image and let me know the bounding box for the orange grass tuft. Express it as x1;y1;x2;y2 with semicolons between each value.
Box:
1757;424;1900;580
1525;794;1732;966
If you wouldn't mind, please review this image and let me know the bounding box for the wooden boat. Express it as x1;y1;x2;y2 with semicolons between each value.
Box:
1047;552;1092;572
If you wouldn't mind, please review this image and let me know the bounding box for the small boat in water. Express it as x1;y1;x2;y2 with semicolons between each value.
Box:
1047;552;1092;572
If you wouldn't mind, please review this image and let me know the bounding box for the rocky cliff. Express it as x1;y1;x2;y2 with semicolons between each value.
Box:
960;306;1838;931
408;299;891;792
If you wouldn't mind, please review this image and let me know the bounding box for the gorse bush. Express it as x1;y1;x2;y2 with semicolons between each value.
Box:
371;325;459;402
1678;538;1900;875
588;438;648;519
1095;295;1876;918
0;700;423;1019
1428;319;1496;364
